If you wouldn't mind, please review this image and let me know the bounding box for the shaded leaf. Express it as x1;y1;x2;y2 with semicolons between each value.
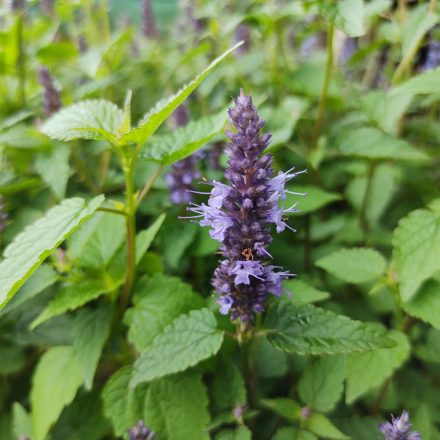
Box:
260;398;301;422
136;213;166;264
320;0;364;37
0;196;104;310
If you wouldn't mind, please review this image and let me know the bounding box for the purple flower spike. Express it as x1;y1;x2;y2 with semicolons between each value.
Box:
38;66;61;117
140;0;158;39
379;411;421;440
183;90;304;323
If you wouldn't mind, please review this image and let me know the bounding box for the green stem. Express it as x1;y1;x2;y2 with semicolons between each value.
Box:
117;162;137;316
312;22;334;149
136;164;164;209
360;161;376;241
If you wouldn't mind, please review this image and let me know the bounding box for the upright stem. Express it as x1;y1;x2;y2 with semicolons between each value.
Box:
360;161;376;241
312;22;334;148
118;161;137;315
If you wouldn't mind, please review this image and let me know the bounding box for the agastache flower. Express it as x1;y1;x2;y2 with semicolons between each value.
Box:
0;196;7;233
141;0;158;39
38;66;61;117
165;105;201;204
183;91;304;323
378;411;421;440
128;420;156;440
207;142;224;170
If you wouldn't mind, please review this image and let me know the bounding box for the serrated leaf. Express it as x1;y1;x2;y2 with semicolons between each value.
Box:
125;274;205;351
285;279;330;304
102;366;143;436
142;111;227;164
346;330;410;403
392;205;440;301
136;213;166;264
336;127;427;161
31;346;83;440
265;301;394;355
298;356;346;412
282;185;341;215
306;414;350;440
320;0;364;37
0;195;104;311
402;281;440;329
31;278;109;329
41;100;123;143
142;372;210;440
122;43;241;145
130;308;224;386
261;398;301;422
73;303;113;389
316;248;386;284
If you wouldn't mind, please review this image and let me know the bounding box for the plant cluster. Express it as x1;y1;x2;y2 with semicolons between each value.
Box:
0;1;439;440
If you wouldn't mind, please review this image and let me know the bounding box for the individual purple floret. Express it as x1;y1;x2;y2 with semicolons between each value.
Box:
183;91;305;323
379;411;421;440
141;0;158;39
128;420;156;440
423;41;440;71
38;66;61;117
234;24;251;55
0;196;7;233
165;105;201;204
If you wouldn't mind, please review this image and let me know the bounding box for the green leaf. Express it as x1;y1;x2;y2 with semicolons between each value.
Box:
142;372;210;440
0;125;50;149
346;330;410;403
391;67;440;96
122;43;241;145
125;274;205;351
0;195;104;311
31;346;83;440
265;301;394;355
320;0;365;37
130;308;224;387
73;303;113;389
71;211;126;269
260;398;301;422
12;403;32;440
0;264;58;315
31;278;109;329
102;366;142;436
212;358;246;411
306;414;350;440
35;144;71;200
215;426;252;440
142;111;227;164
272;428;317;440
316;248;386;284
0;343;25;374
282;185;341;215
400;5;438;71
392;205;440;301
285;279;330;304
41;100;123;143
136;213;166;264
298;356;345;412
402;281;440;329
336;127;427;161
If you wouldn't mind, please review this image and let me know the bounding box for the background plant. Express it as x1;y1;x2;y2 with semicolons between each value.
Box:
0;1;440;439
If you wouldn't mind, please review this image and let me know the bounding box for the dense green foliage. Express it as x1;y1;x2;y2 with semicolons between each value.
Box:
1;0;440;439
